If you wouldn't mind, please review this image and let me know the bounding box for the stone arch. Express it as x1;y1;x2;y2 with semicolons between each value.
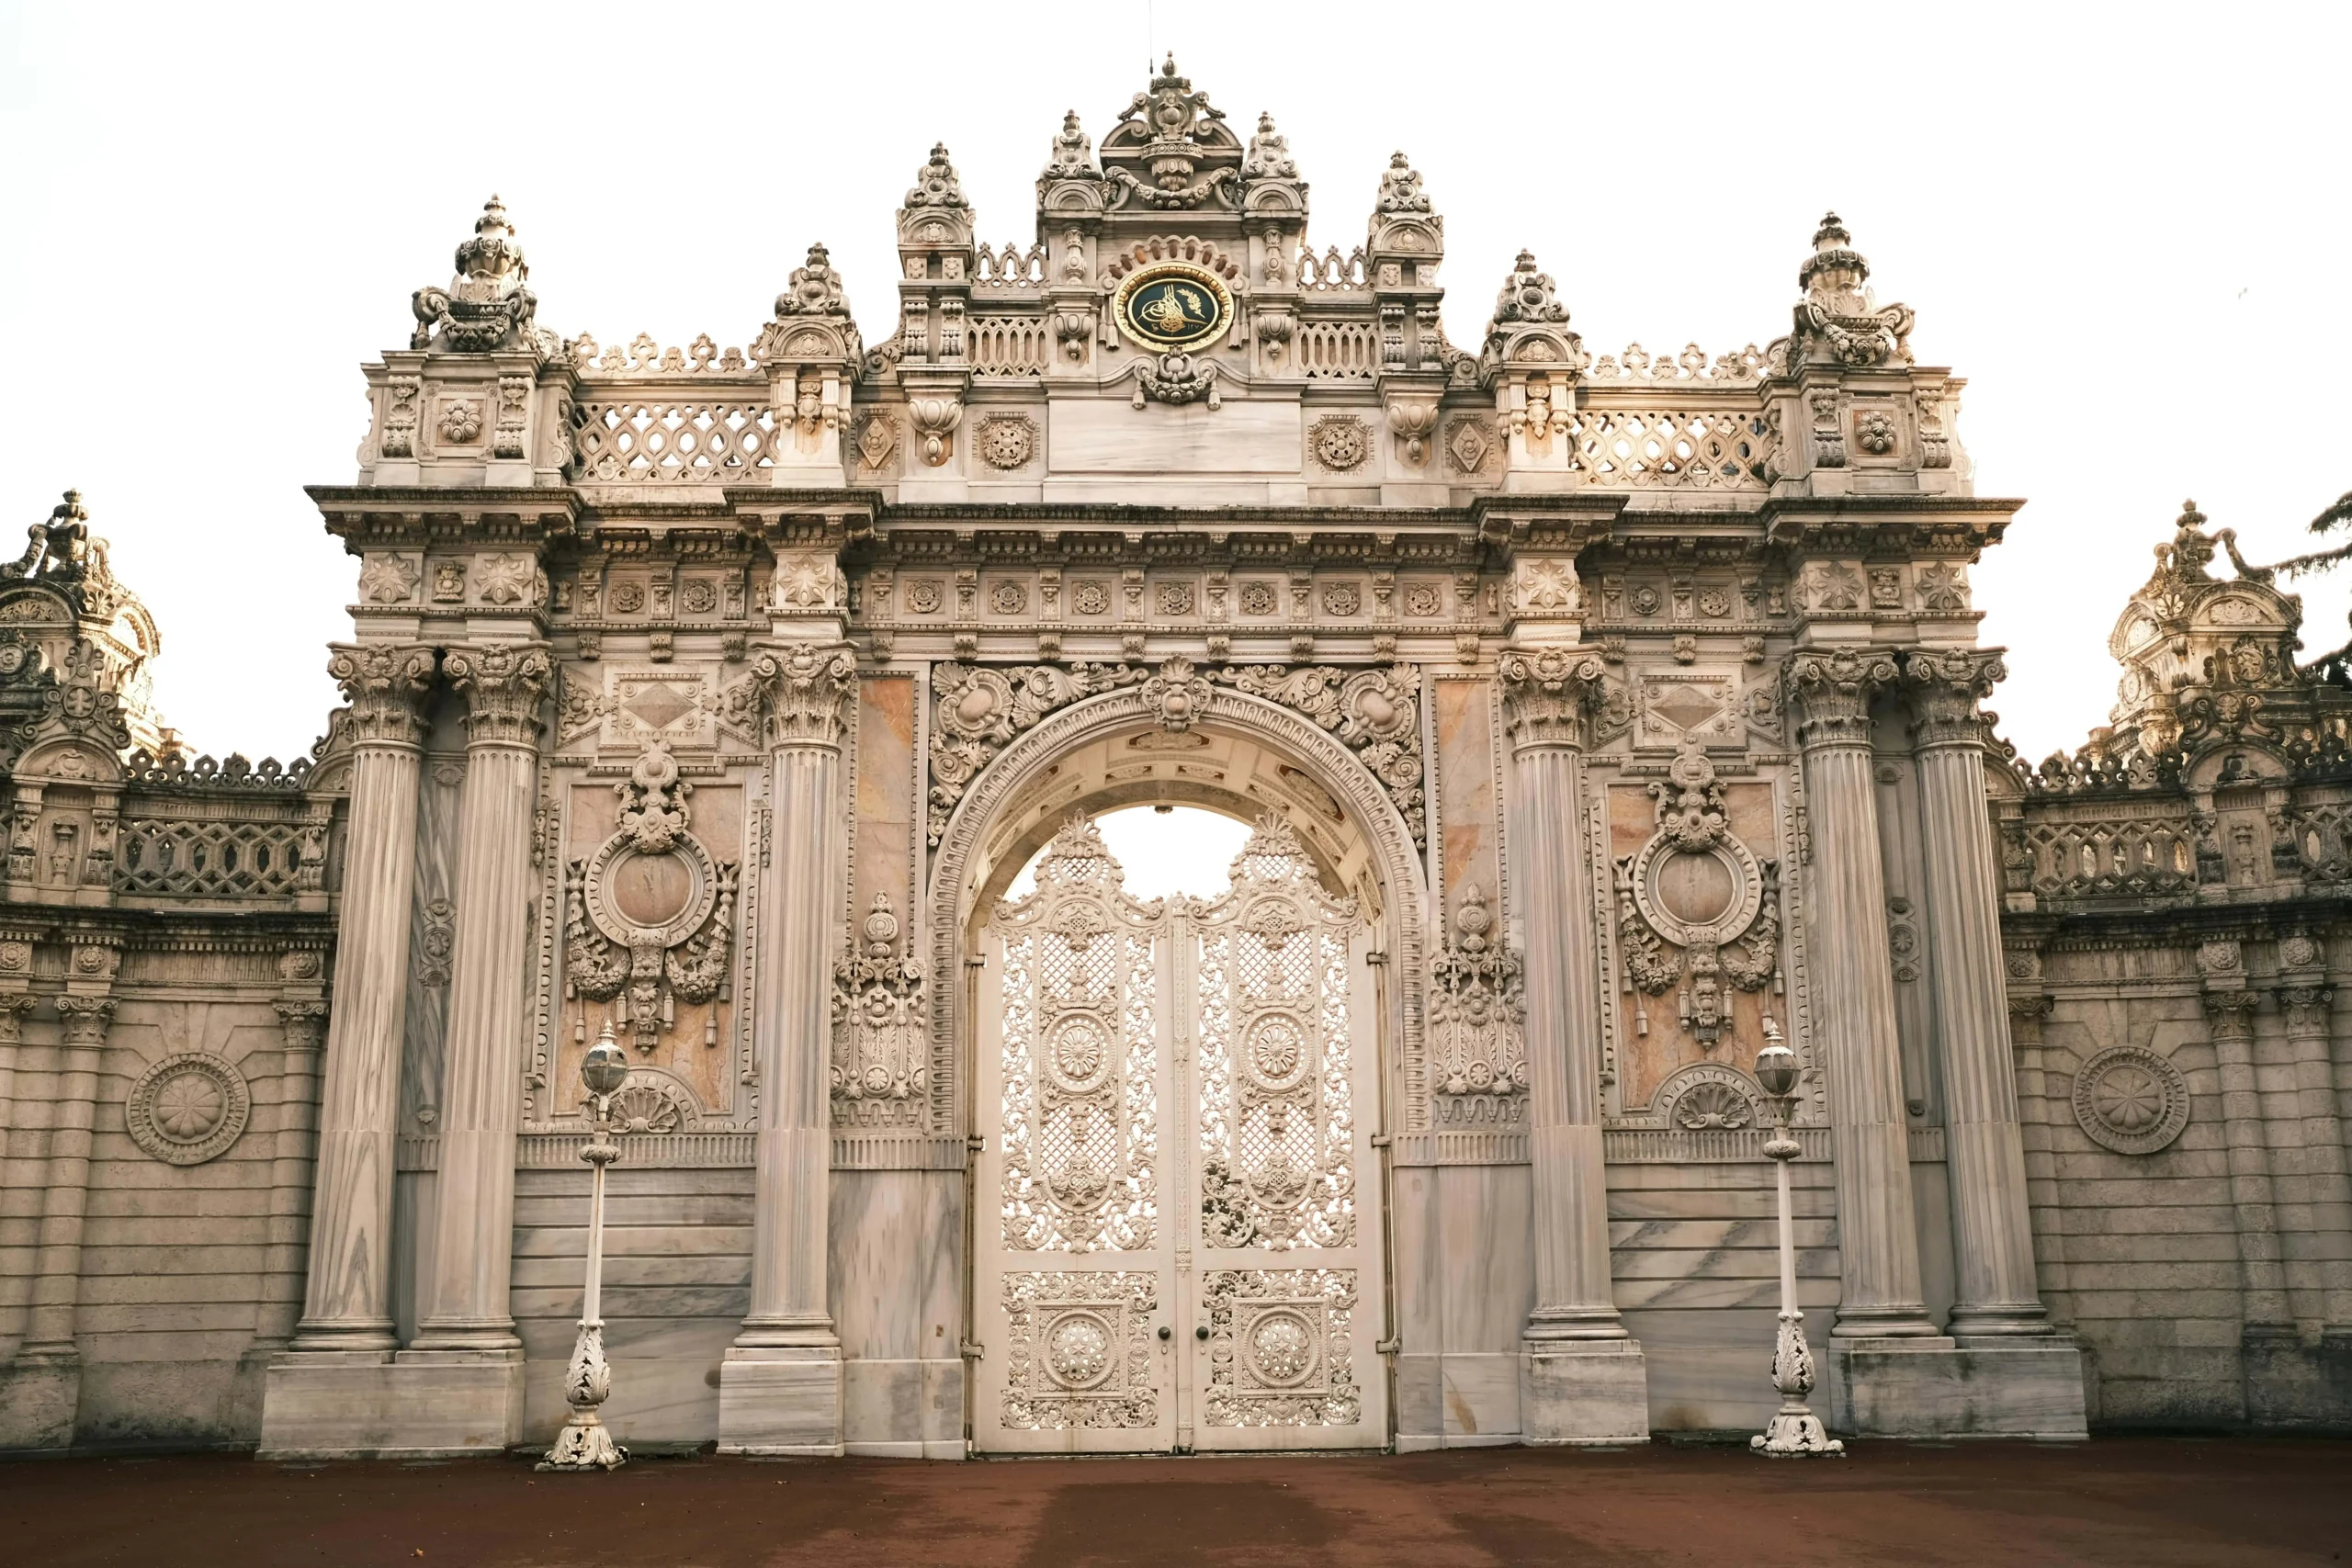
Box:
924;681;1431;1135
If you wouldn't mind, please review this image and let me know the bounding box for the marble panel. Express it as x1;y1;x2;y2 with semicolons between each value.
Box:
1047;400;1301;476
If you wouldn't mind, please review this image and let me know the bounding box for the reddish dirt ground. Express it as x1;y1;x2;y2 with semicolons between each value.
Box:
3;1438;2346;1567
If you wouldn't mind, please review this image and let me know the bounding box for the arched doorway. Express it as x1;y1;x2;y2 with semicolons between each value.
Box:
928;688;1425;1453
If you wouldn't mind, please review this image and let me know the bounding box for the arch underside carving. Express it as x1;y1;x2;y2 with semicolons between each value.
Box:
926;683;1430;1137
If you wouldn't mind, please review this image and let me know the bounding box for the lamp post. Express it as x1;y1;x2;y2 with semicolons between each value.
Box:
540;1021;630;1472
1751;1021;1843;1458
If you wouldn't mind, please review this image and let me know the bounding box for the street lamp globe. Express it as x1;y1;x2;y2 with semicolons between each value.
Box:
1754;1037;1798;1099
582;1028;629;1097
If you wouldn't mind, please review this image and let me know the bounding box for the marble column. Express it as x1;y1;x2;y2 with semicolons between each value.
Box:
2200;984;2294;1338
286;645;435;1354
1906;652;2052;1339
1786;649;1940;1340
2273;970;2352;1335
411;643;549;1359
721;641;854;1454
1498;647;1648;1443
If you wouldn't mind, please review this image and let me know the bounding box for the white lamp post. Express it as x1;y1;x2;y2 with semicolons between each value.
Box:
1751;1021;1843;1458
540;1021;631;1472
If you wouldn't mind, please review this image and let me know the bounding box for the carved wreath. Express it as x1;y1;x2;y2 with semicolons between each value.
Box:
1613;740;1780;1049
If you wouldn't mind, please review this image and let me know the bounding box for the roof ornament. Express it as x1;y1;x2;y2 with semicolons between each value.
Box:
1488;250;1570;328
775;242;851;319
410;196;553;358
1241;112;1296;180
1375;152;1431;214
904;143;969;210
1042;110;1098;178
1791;211;1913;368
1108;54;1234;208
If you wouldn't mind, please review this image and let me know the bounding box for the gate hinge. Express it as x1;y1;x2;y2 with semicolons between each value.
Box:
967;1134;986;1154
1375;1338;1401;1355
1369;1133;1392;1148
959;1340;985;1359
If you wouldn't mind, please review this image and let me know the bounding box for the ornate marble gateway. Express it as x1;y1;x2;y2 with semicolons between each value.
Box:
9;54;2350;1467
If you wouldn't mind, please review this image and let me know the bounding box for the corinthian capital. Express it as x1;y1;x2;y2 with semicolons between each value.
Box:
328;644;436;748
1498;646;1606;750
1783;647;1900;749
56;993;118;1045
752;643;856;750
444;642;553;748
1903;648;2007;750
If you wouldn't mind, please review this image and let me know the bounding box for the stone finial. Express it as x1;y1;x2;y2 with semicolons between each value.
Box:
1242;112;1297;180
411;195;550;356
775;242;850;318
1043;110;1097;178
1791;209;1912;367
1489;250;1570;328
1376;152;1431;215
905;143;968;210
2;490;90;582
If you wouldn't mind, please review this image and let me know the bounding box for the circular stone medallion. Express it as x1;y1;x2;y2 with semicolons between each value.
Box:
2072;1044;2190;1156
1245;1310;1317;1387
1652;848;1737;928
1114;263;1235;352
608;848;696;928
126;1053;251;1166
1045;1311;1114;1389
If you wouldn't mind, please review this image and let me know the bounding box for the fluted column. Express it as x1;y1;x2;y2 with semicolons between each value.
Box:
1498;648;1625;1340
413;643;549;1352
1787;649;1940;1339
18;973;117;1364
1907;652;2051;1339
722;641;854;1453
2199;978;2293;1338
2274;966;2352;1335
289;645;435;1354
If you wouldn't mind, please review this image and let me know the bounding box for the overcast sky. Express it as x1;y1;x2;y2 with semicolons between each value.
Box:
3;3;2345;763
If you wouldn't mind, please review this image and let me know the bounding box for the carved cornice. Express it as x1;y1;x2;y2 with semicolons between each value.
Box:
1904;648;2007;750
752;643;856;750
1783;647;1899;749
444;642;552;749
328;644;436;749
1497;646;1606;750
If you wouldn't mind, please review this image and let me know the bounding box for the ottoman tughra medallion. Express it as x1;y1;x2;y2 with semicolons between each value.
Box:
1113;262;1234;352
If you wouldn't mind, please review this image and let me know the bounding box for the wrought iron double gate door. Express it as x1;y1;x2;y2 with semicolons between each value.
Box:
972;816;1386;1452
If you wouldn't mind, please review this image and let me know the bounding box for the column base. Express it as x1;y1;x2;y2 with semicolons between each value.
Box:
1825;1339;2087;1439
718;1346;843;1456
1518;1339;1650;1446
258;1349;524;1458
0;1349;83;1451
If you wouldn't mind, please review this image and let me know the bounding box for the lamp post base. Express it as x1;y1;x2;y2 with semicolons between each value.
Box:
1751;1310;1843;1457
538;1322;628;1472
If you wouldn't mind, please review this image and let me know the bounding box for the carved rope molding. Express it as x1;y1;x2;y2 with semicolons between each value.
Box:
925;659;1429;847
929;682;1430;1135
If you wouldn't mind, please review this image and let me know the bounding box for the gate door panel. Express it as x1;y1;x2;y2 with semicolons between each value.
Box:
973;818;1176;1452
1185;816;1386;1450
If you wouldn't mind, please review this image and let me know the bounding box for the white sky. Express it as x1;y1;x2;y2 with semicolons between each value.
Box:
4;3;2346;762
1005;807;1252;902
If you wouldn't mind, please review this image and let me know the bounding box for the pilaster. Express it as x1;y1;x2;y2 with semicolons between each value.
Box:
1498;646;1649;1443
2273;964;2352;1337
2198;959;2293;1341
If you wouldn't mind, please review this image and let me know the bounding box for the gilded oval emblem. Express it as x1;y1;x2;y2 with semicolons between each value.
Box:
1114;262;1233;351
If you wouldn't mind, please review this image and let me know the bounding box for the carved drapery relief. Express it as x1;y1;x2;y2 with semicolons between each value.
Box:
831;894;927;1126
1197;816;1359;1252
564;741;738;1054
996;817;1162;1254
1613;742;1781;1050
928;660;1427;848
1428;883;1525;1100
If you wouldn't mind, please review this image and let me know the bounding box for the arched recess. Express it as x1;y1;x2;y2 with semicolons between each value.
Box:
924;682;1432;1139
